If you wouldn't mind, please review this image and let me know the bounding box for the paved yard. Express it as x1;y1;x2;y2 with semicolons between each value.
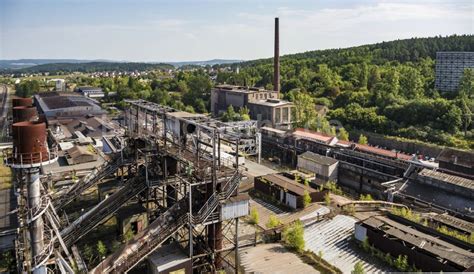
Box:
243;159;278;178
240;243;319;274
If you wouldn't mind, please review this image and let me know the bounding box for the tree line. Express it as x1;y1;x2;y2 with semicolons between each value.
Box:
216;35;474;149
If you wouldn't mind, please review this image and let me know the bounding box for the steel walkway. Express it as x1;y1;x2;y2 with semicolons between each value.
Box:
53;157;128;210
60;174;147;247
91;171;241;273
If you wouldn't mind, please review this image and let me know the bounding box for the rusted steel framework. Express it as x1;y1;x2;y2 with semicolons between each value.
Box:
89;99;248;273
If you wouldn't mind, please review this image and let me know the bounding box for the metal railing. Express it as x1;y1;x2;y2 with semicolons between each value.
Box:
32;226;55;270
27;195;50;224
3;147;59;168
61;175;148;246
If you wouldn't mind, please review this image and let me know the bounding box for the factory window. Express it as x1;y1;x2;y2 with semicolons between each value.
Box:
275;108;281;123
282;107;289;122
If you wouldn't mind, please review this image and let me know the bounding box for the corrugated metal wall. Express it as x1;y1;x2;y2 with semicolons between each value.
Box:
221;200;249;221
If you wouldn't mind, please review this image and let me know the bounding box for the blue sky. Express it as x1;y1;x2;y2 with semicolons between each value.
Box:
1;0;472;61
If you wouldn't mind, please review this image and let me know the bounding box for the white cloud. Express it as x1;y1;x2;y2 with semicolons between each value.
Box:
1;1;472;61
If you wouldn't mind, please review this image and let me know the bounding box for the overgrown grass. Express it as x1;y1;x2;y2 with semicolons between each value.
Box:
0;156;12;190
390;207;474;244
360;239;421;272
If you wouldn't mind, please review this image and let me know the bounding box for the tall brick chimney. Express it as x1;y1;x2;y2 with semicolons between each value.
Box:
274;17;280;93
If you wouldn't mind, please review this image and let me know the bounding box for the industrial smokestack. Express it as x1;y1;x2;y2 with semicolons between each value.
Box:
274;17;280;93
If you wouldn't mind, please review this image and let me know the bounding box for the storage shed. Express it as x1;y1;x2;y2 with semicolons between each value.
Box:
297;151;338;182
254;173;319;209
64;145;98;165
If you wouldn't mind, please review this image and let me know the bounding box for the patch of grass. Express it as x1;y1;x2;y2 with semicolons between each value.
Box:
0;156;12;190
298;249;343;274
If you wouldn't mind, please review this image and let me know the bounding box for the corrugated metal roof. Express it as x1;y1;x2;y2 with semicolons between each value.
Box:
304;215;390;273
419;168;474;190
362;216;474;268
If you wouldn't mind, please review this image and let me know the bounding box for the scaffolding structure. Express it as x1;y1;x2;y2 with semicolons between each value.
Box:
9;99;257;273
87;99;254;273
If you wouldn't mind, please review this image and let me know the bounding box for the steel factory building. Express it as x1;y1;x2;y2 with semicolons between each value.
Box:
34;92;106;120
435;51;474;92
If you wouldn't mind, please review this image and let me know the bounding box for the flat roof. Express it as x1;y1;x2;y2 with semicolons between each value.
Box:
293;128;336;144
148;243;190;272
261;126;287;135
299;151;338;166
257;173;316;196
362;215;474;268
166;111;205;119
355;144;412;161
214;84;276;94
78;86;103;91
248;99;293;107
35;92;104;113
437;148;473;169
419;168;474;190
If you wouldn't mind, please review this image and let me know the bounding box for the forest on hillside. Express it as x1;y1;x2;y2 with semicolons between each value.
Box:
9;35;474;149
216;35;474;149
5;62;174;74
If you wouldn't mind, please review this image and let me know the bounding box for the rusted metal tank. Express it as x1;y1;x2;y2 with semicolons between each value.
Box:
12;106;38;123
12;97;33;107
12;121;49;164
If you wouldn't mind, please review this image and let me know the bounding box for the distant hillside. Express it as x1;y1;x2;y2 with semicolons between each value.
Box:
0;59;110;70
236;34;474;68
167;59;243;67
4;62;174;74
0;58;241;72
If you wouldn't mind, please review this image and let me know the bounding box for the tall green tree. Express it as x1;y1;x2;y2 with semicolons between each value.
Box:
399;66;423;99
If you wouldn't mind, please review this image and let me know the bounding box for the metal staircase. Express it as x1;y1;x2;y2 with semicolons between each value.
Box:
91;171;241;273
60;175;147;247
53;157;128;210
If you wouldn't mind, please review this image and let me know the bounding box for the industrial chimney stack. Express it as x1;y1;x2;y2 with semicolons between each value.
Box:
274;17;280;93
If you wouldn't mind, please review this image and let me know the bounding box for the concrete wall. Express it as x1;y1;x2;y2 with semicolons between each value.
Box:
338;162;395;200
349;130;443;158
416;174;473;199
297;157;338;182
226;93;245;109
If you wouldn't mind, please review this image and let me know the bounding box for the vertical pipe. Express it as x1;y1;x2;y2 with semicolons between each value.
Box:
27;167;45;273
274;17;280;93
257;132;262;164
235;217;239;274
188;183;193;260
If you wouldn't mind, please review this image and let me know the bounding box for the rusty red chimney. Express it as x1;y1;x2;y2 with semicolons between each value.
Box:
274;17;280;93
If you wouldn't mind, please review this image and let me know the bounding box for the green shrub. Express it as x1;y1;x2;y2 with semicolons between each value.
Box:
303;190;312;208
266;214;282;229
352;261;365;274
249;208;259;225
359;194;373;201
324;192;331;206
283;220;305;252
